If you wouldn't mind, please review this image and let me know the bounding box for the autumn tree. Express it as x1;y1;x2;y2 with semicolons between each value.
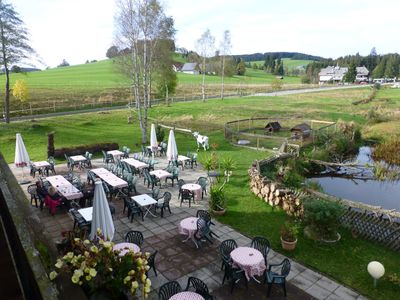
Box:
219;30;231;100
12;79;28;103
196;29;215;101
114;0;175;143
0;0;34;123
236;59;246;75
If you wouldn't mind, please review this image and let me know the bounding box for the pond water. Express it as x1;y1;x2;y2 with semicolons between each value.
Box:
308;147;400;211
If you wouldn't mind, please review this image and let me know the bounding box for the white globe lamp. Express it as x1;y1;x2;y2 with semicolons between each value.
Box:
367;261;385;287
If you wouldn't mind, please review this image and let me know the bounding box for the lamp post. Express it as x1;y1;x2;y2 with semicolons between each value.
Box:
367;261;385;287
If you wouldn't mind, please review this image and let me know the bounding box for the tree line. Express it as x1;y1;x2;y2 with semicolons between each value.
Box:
303;48;400;83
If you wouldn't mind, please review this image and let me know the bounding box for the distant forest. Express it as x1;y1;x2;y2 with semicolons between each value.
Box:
304;48;400;83
235;52;324;62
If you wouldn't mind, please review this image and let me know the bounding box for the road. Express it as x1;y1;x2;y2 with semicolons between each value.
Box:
3;84;371;122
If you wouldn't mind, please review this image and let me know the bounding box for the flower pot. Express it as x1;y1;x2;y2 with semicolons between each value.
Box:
213;209;226;216
280;237;297;251
321;232;341;244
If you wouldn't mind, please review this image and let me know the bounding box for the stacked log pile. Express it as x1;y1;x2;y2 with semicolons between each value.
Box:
249;164;304;218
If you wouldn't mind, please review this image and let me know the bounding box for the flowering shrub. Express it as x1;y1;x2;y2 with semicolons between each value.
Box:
50;232;151;299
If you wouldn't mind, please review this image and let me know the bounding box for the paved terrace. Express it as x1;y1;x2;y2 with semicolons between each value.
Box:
9;156;367;300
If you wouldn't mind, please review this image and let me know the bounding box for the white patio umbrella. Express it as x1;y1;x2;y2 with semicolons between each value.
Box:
166;129;178;161
150;123;158;151
14;133;31;184
90;180;115;241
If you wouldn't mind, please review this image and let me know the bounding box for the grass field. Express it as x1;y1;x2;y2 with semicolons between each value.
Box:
1;87;400;299
250;58;314;70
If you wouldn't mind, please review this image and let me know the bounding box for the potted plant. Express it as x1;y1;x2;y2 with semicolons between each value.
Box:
221;156;236;181
50;230;151;299
303;197;344;243
280;221;299;251
209;183;226;215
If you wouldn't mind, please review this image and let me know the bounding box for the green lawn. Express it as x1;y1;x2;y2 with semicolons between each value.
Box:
1;87;400;299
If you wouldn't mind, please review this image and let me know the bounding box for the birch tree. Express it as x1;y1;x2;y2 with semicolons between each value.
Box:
196;29;215;102
115;0;174;143
219;30;231;100
0;0;34;123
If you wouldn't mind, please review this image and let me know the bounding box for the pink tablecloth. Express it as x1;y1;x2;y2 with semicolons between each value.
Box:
182;183;202;200
46;175;83;200
113;242;140;256
150;169;171;179
169;291;204;300
230;246;266;280
178;217;198;242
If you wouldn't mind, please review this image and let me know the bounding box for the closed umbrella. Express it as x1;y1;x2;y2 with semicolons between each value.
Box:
90;180;115;241
150;124;158;153
166;129;178;161
14;133;31;184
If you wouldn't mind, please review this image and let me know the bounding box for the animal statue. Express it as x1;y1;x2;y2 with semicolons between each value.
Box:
192;131;209;151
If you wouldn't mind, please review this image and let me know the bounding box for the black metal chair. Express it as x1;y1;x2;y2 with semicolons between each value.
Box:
177;179;185;199
27;184;39;207
125;230;144;246
219;239;238;270
146;250;158;277
155;192;172;218
194;218;213;248
69;208;91;231
265;258;291;298
180;189;194;207
251;236;271;267
222;257;247;294
158;281;182;300
185;277;213;300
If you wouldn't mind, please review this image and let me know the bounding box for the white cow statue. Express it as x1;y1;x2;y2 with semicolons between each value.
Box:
193;131;209;151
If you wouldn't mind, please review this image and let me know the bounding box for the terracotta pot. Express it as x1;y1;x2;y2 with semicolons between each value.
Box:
280;236;297;251
213;209;226;216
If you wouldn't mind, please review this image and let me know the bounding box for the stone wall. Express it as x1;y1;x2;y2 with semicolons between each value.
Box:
248;160;304;218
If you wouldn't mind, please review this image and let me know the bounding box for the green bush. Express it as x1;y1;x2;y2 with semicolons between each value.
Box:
303;198;344;240
209;184;226;211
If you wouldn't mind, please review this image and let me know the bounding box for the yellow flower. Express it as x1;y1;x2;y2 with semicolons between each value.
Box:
145;252;150;258
85;275;92;281
84;251;90;257
141;273;146;283
84;267;90;274
71;275;79;284
108;267;113;272
79;281;83;286
55;259;63;269
74;269;83;278
96;228;102;235
90;246;98;253
49;271;58;280
124;276;131;284
146;278;151;287
131;281;139;289
84;240;90;245
128;270;135;276
89;268;97;277
103;241;112;249
144;286;151;293
74;238;80;242
137;258;143;266
145;265;150;271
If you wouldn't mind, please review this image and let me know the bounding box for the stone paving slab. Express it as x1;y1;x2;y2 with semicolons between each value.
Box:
9;155;366;300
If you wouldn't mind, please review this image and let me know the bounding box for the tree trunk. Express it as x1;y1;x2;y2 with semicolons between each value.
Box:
4;67;10;123
221;55;225;100
201;56;206;102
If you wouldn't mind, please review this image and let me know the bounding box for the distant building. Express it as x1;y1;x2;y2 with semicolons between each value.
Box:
181;63;199;75
290;123;311;138
265;121;281;133
318;65;369;84
172;62;183;72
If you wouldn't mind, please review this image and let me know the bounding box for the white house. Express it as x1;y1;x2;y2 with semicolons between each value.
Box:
319;65;369;84
181;63;199;75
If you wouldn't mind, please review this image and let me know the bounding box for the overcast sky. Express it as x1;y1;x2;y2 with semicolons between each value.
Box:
13;0;400;68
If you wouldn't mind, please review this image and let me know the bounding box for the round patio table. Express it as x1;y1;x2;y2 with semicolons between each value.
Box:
178;217;198;243
113;242;140;256
230;246;266;280
169;291;204;300
182;183;202;200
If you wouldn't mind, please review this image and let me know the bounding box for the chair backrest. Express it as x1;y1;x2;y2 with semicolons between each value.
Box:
219;239;238;260
48;156;55;165
181;189;193;200
196;218;210;238
172;167;179;176
185;277;210;297
27;184;37;196
125;230;144;246
197;177;208;188
148;250;157;266
152;187;160;199
250;236;271;258
158;281;182;300
177;179;185;189
162;191;172;204
196;210;211;223
281;258;291;277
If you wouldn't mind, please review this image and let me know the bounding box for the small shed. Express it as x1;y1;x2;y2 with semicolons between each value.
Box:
290;123;311;138
265;121;281;132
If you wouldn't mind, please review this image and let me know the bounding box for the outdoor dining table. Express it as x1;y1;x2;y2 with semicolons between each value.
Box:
46;175;83;200
178;217;198;245
132;194;157;219
177;155;191;169
32;161;50;175
182;183;202;200
122;158;148;169
107;150;125;159
150;169;171;179
78;206;93;222
169;291;204;300
230;246;266;281
91;168;128;188
70;155;87;163
113;242;140;256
